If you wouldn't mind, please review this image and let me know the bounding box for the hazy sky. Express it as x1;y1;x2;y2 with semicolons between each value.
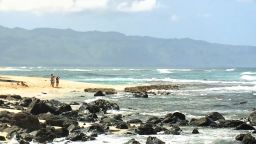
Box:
0;0;255;46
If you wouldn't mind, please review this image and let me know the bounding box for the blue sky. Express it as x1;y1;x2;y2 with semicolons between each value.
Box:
0;0;255;46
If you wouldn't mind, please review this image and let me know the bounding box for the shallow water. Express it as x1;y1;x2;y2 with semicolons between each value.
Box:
1;67;256;143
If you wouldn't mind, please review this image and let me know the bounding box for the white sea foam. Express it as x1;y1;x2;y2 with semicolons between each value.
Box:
207;85;256;91
225;68;235;71
240;75;256;81
0;67;31;71
112;68;121;71
62;68;92;72
180;85;256;94
128;69;145;71
171;69;192;71
80;77;256;86
204;69;217;72
241;72;256;75
157;69;173;74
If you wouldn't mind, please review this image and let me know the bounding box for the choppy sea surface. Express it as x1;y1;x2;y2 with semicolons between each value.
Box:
1;67;256;144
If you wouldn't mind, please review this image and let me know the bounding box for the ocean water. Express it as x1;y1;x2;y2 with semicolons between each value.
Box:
1;67;256;144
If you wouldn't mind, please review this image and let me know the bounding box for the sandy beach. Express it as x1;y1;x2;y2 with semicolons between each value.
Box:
0;75;127;99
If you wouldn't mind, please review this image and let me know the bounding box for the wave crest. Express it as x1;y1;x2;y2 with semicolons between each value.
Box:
240;75;256;81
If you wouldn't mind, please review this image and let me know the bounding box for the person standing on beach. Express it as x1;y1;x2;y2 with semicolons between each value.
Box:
50;74;55;87
56;76;60;88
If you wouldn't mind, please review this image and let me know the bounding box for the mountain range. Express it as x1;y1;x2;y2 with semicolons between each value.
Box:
0;26;255;68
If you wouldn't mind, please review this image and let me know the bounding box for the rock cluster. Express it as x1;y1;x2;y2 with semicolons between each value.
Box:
0;94;255;143
124;84;179;93
0;95;118;143
84;88;117;95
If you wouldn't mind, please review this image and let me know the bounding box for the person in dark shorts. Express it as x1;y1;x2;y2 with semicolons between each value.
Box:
50;74;55;87
56;76;60;88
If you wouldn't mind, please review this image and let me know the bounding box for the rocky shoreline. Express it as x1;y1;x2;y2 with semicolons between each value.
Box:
0;85;256;143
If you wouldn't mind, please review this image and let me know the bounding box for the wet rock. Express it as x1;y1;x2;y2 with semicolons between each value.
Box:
79;103;100;114
0;95;8;99
57;104;72;114
124;85;179;93
4;126;22;139
27;99;56;115
239;133;256;144
164;125;181;135
127;119;143;124
162;112;187;125
61;110;79;119
242;134;256;144
15;105;25;110
79;113;98;122
0;111;13;123
12;112;41;132
172;112;186;121
94;91;105;97
153;125;165;133
34;127;57;143
39;114;78;128
248;111;256;126
0;99;4;106
219;120;244;128
1;112;41;134
113;114;123;120
67;124;80;132
147;116;162;124
84;88;117;95
0;123;8;132
235;123;255;130
206;112;225;121
28;99;72;115
146;136;165;144
0;135;6;141
54;127;69;137
190;117;216;127
80;99;119;114
89;99;119;113
19;97;32;107
236;134;246;141
116;121;129;129
100;116;121;126
135;123;157;135
134;92;148;98
17;133;33;142
162;113;174;123
170;125;181;134
124;138;141;144
67;132;89;141
88;123;106;134
6;95;22;101
70;102;80;105
89;132;98;138
18;139;30;144
192;128;199;134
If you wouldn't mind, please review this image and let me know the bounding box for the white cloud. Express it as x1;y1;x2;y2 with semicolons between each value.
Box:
0;0;158;13
117;0;157;12
0;0;108;13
